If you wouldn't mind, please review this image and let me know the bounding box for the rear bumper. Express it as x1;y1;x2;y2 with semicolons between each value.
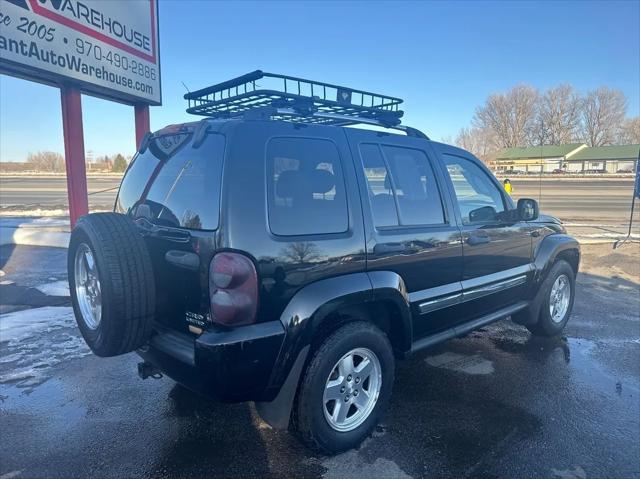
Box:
137;320;285;402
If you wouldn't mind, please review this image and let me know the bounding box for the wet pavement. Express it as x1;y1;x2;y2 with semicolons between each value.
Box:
1;243;639;478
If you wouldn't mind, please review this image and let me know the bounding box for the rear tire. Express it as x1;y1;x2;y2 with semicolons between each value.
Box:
293;321;394;454
526;260;575;337
68;213;155;357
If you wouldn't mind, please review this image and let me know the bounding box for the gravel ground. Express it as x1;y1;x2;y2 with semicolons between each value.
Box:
0;243;638;479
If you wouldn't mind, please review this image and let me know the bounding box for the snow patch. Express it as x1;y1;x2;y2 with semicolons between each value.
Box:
35;280;70;297
0;470;25;479
551;466;587;479
582;232;640;239
0;209;71;218
0;306;90;389
425;352;494;375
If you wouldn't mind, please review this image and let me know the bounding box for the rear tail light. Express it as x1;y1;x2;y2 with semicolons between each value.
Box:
209;252;258;326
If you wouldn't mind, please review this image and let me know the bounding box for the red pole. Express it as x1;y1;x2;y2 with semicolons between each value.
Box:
61;86;88;227
134;104;150;149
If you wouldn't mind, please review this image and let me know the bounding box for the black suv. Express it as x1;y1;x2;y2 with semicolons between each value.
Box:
68;71;579;454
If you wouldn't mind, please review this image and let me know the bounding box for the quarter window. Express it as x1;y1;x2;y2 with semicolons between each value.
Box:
267;138;348;236
359;144;445;227
442;154;506;225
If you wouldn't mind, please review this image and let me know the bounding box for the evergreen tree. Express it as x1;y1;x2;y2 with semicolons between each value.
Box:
112;154;127;172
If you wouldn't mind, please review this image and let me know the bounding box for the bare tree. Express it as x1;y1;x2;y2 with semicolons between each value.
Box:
616;117;640;144
473;84;538;148
281;242;320;263
439;135;454;145
580;87;627;146
27;151;65;172
534;84;582;145
455;127;498;163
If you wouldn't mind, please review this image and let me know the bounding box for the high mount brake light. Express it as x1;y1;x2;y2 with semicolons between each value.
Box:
209;252;258;327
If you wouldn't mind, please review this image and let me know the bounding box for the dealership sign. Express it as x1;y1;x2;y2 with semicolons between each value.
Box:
0;0;161;105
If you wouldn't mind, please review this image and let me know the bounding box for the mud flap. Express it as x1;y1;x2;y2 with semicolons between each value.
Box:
255;345;310;430
511;278;547;326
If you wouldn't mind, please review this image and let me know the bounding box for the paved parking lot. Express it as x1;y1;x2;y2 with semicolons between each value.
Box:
1;243;639;478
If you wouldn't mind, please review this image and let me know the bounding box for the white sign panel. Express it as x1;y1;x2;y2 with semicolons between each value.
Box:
0;0;161;105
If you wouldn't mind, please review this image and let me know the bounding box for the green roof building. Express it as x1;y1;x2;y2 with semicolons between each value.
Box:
492;143;638;174
492;144;587;173
565;144;639;173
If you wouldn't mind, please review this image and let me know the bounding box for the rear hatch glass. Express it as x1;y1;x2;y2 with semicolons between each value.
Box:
116;130;225;230
116;128;225;334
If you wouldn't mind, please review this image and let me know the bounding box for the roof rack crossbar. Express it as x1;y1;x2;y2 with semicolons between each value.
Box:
185;70;428;138
272;109;429;139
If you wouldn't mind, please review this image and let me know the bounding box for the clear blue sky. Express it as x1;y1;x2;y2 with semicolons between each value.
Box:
1;0;638;162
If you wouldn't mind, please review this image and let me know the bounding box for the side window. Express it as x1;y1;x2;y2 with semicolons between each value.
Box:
359;143;445;227
442;154;506;225
267;138;348;236
360;144;399;227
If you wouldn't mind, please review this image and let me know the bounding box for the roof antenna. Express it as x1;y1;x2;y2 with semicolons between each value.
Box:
181;81;190;93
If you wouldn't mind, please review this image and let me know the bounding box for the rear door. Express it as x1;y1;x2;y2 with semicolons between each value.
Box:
435;145;534;318
116;125;226;333
346;130;464;338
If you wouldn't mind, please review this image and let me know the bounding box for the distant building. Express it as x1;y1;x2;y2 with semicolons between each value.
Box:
492;143;587;173
564;145;639;173
491;143;639;173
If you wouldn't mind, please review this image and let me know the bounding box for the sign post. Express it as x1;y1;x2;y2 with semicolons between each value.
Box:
135;104;150;150
0;0;161;226
613;150;640;249
60;85;88;225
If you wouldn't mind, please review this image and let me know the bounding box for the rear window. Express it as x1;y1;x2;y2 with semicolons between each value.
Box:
266;137;348;236
116;133;225;230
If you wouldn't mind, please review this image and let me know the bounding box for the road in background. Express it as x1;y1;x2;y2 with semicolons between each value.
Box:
0;176;637;222
508;178;637;222
0;176;122;211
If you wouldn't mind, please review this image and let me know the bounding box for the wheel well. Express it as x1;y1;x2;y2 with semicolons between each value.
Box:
310;301;409;358
556;248;579;276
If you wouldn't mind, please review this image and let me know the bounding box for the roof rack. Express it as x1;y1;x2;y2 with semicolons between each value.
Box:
184;70;428;139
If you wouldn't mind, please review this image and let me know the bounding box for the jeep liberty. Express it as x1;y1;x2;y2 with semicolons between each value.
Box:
68;71;579;453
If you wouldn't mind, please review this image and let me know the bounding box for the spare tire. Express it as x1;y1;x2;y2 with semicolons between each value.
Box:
68;212;155;357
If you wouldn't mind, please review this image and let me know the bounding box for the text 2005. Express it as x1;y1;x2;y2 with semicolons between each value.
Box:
17;17;55;42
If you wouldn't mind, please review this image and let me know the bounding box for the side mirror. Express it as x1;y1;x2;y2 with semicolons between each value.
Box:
517;198;539;221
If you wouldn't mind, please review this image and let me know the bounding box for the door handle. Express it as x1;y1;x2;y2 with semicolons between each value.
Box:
373;243;407;254
531;229;541;238
466;233;490;246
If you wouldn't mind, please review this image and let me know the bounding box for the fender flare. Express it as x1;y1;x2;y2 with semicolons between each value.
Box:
256;271;412;429
514;234;580;325
532;234;580;284
367;270;413;352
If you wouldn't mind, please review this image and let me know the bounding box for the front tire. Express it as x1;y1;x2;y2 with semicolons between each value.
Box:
526;260;575;337
293;321;394;454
